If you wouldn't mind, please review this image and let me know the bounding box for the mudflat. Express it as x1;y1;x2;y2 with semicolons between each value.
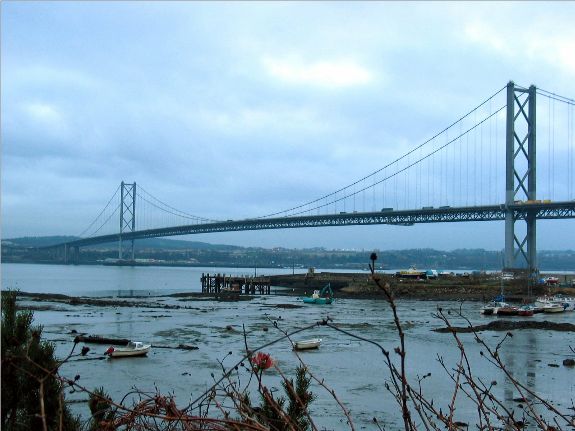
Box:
269;272;575;302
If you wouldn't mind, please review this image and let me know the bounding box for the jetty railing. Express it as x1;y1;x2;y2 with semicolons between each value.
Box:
200;273;271;295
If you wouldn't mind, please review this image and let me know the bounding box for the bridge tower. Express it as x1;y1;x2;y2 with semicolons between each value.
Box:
505;81;537;281
119;181;136;260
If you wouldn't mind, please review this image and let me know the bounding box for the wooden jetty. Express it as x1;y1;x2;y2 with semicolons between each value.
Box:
200;273;271;295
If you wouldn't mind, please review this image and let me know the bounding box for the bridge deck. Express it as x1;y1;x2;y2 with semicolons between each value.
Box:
44;201;575;249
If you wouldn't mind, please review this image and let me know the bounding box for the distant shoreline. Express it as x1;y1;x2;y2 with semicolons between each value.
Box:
7;271;575;303
3;237;574;272
3;260;575;274
268;272;575;301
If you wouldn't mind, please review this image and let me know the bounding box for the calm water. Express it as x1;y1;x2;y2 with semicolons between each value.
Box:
2;263;574;429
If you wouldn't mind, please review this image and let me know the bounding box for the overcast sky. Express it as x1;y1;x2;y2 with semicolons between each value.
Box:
1;1;574;251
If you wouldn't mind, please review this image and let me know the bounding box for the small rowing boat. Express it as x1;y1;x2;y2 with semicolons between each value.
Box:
105;341;151;358
293;338;322;351
302;283;334;305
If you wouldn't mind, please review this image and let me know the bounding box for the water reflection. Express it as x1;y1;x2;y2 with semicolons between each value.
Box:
504;344;515;404
525;330;537;390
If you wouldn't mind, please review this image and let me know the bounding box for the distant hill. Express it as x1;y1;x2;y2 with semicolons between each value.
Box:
2;236;574;270
2;236;239;251
129;238;241;251
1;236;78;247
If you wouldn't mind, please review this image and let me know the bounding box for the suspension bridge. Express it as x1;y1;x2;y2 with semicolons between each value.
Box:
46;81;575;277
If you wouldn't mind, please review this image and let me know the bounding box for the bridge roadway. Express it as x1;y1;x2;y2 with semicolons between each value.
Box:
48;201;575;249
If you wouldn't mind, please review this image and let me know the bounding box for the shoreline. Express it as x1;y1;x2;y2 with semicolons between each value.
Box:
10;277;575;305
268;272;575;302
10;290;575;338
3;260;575;274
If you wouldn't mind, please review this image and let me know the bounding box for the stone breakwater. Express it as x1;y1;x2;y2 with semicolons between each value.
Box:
268;272;575;301
434;320;575;333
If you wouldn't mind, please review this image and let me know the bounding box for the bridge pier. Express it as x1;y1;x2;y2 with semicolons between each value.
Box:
119;182;136;260
61;244;80;264
504;81;538;282
71;246;80;264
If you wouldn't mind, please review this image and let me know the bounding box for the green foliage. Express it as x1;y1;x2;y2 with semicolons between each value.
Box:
259;388;287;430
88;387;114;430
283;366;315;430
1;291;79;431
252;365;314;431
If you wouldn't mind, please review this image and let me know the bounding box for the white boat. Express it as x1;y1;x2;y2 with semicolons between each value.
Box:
535;296;555;307
535;295;571;311
542;303;565;313
550;295;575;311
480;301;510;316
293;338;322;351
105;341;151;358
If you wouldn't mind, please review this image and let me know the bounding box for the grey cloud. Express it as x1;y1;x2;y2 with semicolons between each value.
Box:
2;2;574;249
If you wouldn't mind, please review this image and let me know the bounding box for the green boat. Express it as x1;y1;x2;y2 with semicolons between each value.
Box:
302;283;334;305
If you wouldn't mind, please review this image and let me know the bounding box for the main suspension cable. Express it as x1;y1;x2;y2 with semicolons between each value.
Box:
77;184;121;237
257;85;507;219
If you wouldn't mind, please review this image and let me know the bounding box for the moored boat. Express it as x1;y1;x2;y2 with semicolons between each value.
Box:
302;294;333;305
542;303;564;313
302;283;333;305
480;296;510;316
105;341;151;358
396;266;427;280
550;295;575;311
497;306;520;316
293;338;322;351
536;295;571;312
480;305;495;316
535;296;556;308
517;306;534;317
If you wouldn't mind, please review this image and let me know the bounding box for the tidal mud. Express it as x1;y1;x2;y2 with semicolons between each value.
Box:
434;320;575;333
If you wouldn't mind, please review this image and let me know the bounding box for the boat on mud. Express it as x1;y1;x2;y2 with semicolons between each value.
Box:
554;296;575;311
480;295;509;315
293;338;322;351
496;305;520;316
484;302;534;317
396;266;427;280
536;295;572;312
302;283;333;305
105;341;151;358
542;303;565;313
545;295;575;311
517;306;535;317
